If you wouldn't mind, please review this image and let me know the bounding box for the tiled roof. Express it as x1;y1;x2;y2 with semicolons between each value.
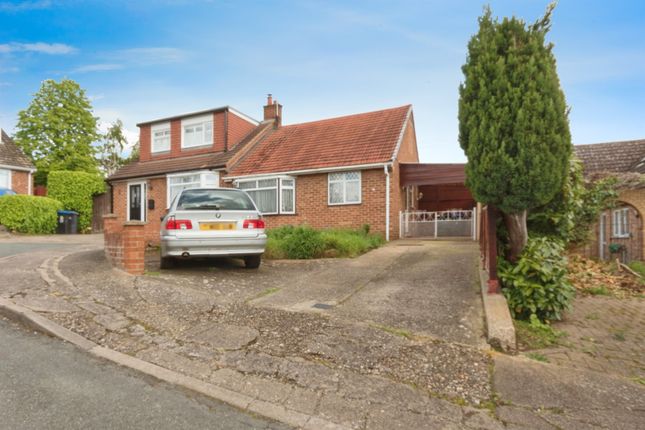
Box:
108;120;273;181
0;129;35;170
227;105;411;177
574;139;645;175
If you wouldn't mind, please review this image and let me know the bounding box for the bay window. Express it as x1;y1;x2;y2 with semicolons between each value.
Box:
151;122;171;153
237;176;295;215
181;115;213;149
328;171;361;205
166;171;220;207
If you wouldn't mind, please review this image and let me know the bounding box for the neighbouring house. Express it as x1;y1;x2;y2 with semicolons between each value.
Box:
575;139;645;262
107;96;421;244
0;128;35;194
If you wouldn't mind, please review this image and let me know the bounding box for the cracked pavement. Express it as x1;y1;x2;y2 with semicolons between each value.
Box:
0;235;643;429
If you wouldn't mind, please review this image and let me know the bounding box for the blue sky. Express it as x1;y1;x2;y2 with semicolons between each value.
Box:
1;0;644;162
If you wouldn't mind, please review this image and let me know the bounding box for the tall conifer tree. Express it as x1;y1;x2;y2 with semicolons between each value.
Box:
459;3;571;260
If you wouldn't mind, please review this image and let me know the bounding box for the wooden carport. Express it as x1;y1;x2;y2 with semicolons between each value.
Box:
399;163;474;211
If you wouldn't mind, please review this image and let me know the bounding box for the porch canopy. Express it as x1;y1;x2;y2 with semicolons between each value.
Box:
399;163;475;212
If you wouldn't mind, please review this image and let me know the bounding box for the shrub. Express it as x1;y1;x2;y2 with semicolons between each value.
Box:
0;195;63;234
47;171;105;232
499;236;575;322
266;225;384;259
281;226;325;259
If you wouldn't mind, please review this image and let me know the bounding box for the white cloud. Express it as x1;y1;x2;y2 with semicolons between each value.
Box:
0;1;51;12
0;65;19;73
0;42;76;55
72;63;123;73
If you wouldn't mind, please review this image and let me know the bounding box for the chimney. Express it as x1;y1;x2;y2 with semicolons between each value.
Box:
263;93;282;127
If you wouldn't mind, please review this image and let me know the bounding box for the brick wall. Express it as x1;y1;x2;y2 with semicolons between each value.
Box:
252;169;391;237
227;112;257;149
577;189;645;262
112;177;167;245
102;214;147;275
11;170;31;194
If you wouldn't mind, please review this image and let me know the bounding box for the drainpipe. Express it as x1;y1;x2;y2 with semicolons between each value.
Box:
28;170;33;195
384;164;390;242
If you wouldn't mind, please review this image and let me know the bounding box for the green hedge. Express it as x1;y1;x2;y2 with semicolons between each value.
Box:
0;195;63;234
47;171;105;232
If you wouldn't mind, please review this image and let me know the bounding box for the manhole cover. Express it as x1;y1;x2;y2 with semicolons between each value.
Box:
312;303;334;310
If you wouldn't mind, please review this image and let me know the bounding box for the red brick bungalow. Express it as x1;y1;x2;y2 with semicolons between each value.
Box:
0;128;35;194
107;96;419;244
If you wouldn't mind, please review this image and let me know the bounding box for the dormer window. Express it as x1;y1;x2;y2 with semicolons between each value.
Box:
182;115;213;149
151;122;171;153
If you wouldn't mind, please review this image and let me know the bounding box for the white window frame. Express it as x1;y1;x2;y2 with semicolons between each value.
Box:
126;181;147;222
236;175;295;215
612;207;630;238
328;171;362;206
181;114;213;149
151;122;171;153
279;178;296;215
0;168;11;190
166;170;220;208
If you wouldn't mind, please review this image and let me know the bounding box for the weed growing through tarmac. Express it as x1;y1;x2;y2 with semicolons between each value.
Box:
514;319;565;350
526;352;549;363
246;287;280;302
371;323;413;339
612;331;627;341
631;376;645;386
586;285;611;296
585;312;600;320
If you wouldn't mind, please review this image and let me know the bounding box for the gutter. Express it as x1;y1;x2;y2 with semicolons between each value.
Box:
0;164;36;173
225;162;389;181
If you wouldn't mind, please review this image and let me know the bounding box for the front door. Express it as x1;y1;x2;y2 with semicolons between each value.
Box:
128;182;146;221
599;213;607;260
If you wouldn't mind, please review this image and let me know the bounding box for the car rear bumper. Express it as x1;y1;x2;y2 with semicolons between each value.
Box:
161;234;267;257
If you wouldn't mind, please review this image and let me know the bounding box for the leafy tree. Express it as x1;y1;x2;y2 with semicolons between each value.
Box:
124;140;140;164
459;3;571;261
528;158;617;245
97;119;128;176
13;79;100;185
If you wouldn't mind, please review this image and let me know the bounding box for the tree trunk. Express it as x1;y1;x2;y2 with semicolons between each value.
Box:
504;210;528;262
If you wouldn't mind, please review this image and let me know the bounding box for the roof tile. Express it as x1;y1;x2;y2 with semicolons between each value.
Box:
228;105;411;176
0;130;35;170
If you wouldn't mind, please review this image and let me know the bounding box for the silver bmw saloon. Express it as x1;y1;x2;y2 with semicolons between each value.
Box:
160;188;267;269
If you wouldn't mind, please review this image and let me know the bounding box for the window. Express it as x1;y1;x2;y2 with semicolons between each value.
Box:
328;171;361;205
127;182;146;221
237;176;295;215
612;208;630;238
0;169;10;190
177;189;255;211
166;171;221;207
181;115;213;149
151;123;171;153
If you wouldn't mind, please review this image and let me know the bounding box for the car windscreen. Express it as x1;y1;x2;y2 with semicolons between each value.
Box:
176;189;256;211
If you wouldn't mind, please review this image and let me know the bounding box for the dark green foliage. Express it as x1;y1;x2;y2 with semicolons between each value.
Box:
47;171;105;232
266;226;384;259
459;4;571;215
528;158;617;245
499;236;575;321
0;195;63;234
13;79;100;185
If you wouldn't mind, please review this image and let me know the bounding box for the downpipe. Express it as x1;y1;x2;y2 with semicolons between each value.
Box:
384;164;390;242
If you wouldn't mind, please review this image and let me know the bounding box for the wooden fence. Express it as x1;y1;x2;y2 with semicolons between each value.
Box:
480;205;500;293
92;191;111;233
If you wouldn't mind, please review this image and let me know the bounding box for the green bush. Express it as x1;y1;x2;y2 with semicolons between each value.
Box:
499;236;575;322
47;171;105;232
0;195;63;234
266;225;384;259
281;226;325;259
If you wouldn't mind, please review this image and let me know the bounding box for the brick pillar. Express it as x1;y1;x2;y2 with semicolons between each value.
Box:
122;221;147;275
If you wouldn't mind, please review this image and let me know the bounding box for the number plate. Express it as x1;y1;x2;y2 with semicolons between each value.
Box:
200;222;235;231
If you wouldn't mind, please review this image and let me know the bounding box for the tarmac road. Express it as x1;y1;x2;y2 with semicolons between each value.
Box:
0;317;291;430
